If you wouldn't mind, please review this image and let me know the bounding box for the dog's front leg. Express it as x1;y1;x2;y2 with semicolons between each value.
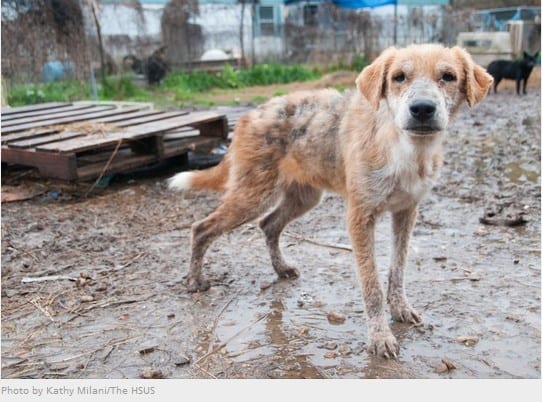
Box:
347;201;399;359
387;207;422;324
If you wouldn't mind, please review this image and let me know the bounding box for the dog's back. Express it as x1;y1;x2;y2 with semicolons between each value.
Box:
487;52;538;94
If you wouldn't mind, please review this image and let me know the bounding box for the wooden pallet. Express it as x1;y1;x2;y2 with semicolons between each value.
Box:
1;102;233;181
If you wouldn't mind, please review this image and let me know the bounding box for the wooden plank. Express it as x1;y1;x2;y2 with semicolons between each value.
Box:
7;131;84;149
123;111;225;139
76;146;131;164
113;110;189;127
1;104;96;122
163;128;200;140
76;153;159;181
1;102;71;116
162;137;220;158
36;111;226;153
196;117;229;138
215;106;251;132
1;105;117;128
1;147;77;180
83;109;163;125
1;128;60;145
1;106;119;134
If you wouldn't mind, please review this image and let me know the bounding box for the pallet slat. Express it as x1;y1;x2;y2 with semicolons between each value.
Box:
1;102;71;116
7;131;85;149
1;104;97;123
82;109;163;125
114;110;189;127
1;128;61;145
1;106;118;133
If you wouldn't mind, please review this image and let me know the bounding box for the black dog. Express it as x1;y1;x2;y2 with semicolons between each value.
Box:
146;46;169;85
487;51;539;95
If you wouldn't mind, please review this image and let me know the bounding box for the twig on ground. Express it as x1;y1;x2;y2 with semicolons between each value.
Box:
192;363;218;379
29;298;55;322
194;312;270;367
118;252;146;269
283;232;352;252
7;243;41;263
21;275;77;284
68;294;155;322
207;293;239;354
430;277;481;282
96;252;146;275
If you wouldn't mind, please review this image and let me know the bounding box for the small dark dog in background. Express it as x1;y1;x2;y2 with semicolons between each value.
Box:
146;46;169;85
487;51;539;95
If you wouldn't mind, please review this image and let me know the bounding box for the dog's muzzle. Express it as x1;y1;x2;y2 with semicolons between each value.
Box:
405;100;442;134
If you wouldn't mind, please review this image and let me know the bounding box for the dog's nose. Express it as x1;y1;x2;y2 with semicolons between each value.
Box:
409;101;436;122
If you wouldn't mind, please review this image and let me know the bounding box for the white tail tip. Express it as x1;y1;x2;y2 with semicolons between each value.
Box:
167;171;193;191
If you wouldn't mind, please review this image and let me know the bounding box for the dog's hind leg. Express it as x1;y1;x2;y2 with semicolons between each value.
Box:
187;187;279;292
387;207;422;324
259;183;322;279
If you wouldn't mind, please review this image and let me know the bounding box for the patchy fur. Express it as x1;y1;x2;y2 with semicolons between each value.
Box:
168;44;493;358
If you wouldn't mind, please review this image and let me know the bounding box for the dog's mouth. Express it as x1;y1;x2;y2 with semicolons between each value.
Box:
404;124;443;136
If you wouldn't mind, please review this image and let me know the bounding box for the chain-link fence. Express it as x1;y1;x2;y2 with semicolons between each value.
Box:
1;0;92;84
1;1;539;86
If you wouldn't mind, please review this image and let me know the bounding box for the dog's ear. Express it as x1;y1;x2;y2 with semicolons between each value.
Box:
524;51;529;59
453;47;493;107
356;47;397;109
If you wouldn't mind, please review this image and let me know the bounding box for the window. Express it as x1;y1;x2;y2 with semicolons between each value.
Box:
258;5;278;37
303;4;318;27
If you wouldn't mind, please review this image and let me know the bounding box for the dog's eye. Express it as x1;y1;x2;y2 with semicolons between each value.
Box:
441;72;456;82
393;73;406;83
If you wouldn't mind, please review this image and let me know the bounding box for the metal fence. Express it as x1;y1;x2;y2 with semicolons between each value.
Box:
2;2;537;86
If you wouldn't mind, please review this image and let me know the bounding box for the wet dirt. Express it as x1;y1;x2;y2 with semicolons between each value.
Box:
1;83;540;379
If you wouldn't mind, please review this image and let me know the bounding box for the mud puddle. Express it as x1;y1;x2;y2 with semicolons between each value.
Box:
1;87;540;379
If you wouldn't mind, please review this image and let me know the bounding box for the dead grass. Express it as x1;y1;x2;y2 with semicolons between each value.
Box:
48;122;121;135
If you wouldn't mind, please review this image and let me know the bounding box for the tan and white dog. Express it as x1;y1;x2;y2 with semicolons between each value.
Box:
168;44;493;358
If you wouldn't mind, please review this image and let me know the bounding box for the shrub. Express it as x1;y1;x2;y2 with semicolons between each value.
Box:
163;63;319;93
99;75;149;101
6;80;89;106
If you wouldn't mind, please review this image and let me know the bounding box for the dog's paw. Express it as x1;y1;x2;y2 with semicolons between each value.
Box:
275;264;300;280
186;277;210;293
390;302;421;324
368;331;400;359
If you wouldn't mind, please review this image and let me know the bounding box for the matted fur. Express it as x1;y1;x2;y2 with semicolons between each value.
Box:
168;44;493;358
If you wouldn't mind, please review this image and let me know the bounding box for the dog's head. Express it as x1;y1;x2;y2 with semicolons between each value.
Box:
523;51;539;69
356;44;493;136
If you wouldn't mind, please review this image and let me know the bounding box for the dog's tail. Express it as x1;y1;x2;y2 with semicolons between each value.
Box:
167;156;230;192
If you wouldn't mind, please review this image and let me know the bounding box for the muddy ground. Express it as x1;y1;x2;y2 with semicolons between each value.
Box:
1;79;540;379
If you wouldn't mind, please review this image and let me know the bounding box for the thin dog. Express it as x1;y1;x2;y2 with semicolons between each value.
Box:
168;44;493;358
